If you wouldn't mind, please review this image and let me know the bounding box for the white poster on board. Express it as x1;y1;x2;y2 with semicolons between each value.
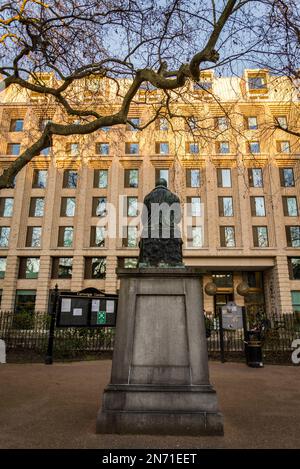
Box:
73;308;83;316
106;300;115;313
61;298;71;312
92;299;100;312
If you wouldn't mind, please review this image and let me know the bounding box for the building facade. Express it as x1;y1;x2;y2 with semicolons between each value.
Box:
0;69;300;316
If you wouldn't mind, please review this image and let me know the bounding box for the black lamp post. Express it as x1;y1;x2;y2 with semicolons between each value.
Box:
45;284;58;365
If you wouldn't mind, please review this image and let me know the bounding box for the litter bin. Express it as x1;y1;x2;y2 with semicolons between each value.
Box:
244;330;264;368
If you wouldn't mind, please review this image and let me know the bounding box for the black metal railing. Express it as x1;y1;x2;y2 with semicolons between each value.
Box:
0;310;115;360
1;309;300;363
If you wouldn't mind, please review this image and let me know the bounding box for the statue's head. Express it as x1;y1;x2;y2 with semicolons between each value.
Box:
155;177;167;188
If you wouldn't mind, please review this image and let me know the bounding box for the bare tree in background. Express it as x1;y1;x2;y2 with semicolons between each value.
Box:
251;0;300;136
0;0;264;189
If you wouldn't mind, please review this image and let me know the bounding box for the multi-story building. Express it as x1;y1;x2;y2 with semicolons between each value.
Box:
0;69;300;316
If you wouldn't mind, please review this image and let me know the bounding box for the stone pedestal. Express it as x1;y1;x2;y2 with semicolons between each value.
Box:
96;268;223;435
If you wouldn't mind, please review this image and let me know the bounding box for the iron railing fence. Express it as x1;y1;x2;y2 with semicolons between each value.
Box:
1;310;300;361
0;311;115;358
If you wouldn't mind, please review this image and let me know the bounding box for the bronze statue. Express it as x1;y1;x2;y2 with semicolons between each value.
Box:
138;178;183;266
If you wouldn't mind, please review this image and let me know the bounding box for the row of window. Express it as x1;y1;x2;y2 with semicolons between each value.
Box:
1;194;298;219
1;255;300;281
3;167;296;192
0;256;106;280
5;114;288;135
6;139;294;156
0;224;299;249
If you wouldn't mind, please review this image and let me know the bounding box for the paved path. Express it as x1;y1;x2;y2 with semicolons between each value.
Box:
0;360;299;448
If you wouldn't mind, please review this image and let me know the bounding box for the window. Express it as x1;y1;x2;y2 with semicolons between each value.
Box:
29;198;44;217
126;118;140;131
186;169;201;188
187;117;198;131
186;197;201;217
276;116;287;129
246;271;263;289
212;272;233;288
187;226;203;248
157;118;168;131
0;198;14;217
283;197;298;217
155;168;169;186
19;257;40;279
253;226;269;247
26;227;42;247
291;291;300;313
94;169;108;188
218;141;230;154
219;197;233;217
250;196;266;217
60;197;76;217
52;257;73;278
63;170;77;188
155;142;169;155
0;227;10;247
247;116;258;130
67;143;79;155
125;143;139;155
90;226;105;247
248;168;263;188
0;257;7;278
10;119;24;132
186;143;199;154
127;197;138;217
118;257;138;268
286;226;300;247
288;258;300;280
280;168;294;187
92;197;107;217
58;227;73;247
32;170;47;188
220;226;235;247
15;290;36;315
96;143;110;155
217;168;231;187
277;141;290;153
249;141;260;153
7;143;21;155
123;226;138;247
248;76;266;90
217;117;228;130
124;169;138;188
84;257;106;279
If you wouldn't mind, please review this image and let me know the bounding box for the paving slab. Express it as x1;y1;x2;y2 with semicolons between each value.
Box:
0;360;299;448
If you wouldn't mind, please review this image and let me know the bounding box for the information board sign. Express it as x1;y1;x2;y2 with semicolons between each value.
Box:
56;290;118;327
221;302;243;330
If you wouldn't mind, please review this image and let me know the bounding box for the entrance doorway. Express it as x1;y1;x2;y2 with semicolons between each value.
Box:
214;293;234;315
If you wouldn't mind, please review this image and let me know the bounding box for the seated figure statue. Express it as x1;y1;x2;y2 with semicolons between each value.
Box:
138;178;183;267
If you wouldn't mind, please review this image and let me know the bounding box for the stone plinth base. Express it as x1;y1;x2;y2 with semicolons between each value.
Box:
96;268;224;436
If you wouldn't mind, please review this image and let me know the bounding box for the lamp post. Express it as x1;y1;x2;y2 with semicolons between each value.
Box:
45;284;58;365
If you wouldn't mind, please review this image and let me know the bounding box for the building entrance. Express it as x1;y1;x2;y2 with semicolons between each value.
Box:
214;293;234;315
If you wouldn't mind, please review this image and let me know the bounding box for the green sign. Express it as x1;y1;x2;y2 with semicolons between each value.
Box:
97;311;106;325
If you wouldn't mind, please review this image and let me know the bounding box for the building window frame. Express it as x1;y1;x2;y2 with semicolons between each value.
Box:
19;257;40;279
220;226;236;247
51;257;73;279
253;226;269;247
